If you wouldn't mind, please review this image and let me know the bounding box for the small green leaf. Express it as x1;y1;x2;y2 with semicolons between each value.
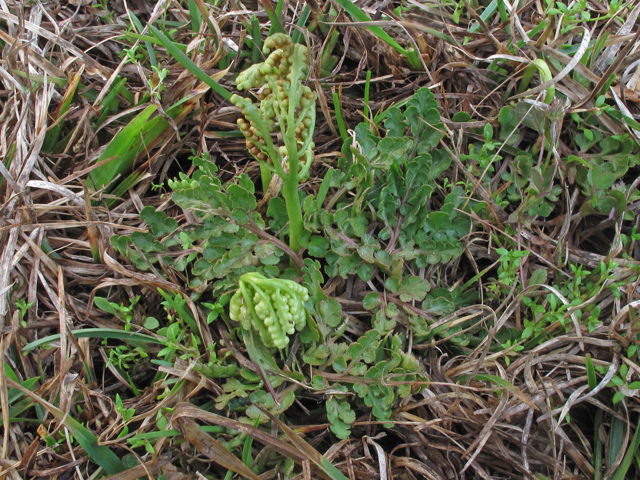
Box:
327;397;355;439
302;344;330;365
529;268;548;286
384;107;408;137
149;25;231;101
378;136;413;157
385;277;401;292
397;276;431;302
228;182;257;212
308;236;330;257
349;330;380;363
140;206;178;237
363;293;381;310
318;298;343;328
143;317;160;329
333;356;347;372
483;123;494;142
94;297;119;315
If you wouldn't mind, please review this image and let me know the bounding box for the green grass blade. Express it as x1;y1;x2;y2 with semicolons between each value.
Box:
22;328;163;352
242;418;260;468
331;0;421;69
474;374;537;408
363;70;372;119
188;0;202;33
469;0;498;33
121;31;169;47
291;6;312;44
149;25;231;101
65;416;127;474
316;167;333;207
107;170;145;206
475;374;514;388
129;425;225;442
265;0;286;34
43;69;82;152
496;0;508;24
191;0;224;48
129;12;157;67
6;378;126;474
332;91;348;141
586;354;597;390
1;397;36;428
7;377;39;404
609;415;625;468
10;70;67;86
612;420;640;480
332;0;405;54
106;101;192;203
250;15;263;64
157;289;201;337
96;77;128;127
89;105;157;190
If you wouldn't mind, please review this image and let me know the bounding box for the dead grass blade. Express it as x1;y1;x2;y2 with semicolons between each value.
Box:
172;402;348;479
259;408;350;480
176;416;261;480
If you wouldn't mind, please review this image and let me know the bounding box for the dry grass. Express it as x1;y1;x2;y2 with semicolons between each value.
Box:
1;0;640;478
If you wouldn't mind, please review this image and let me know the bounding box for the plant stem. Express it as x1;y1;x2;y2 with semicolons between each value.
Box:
260;164;272;194
283;173;302;254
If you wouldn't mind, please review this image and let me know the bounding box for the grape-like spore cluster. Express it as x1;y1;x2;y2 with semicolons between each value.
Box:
229;272;309;349
230;33;316;179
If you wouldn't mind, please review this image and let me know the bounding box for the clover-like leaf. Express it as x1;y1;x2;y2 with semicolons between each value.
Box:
397;276;431;302
595;189;627;214
363;293;381;310
384;107;408;137
378;136;413;162
405;88;443;147
110;235;131;257
318;298;343;328
498;105;520;144
140;206;178;237
228;181;257;213
254;242;283;265
247;390;295;421
346;330;380;364
587;164;616;191
302;258;326;307
131;231;163;253
308;236;330;257
417;239;463;265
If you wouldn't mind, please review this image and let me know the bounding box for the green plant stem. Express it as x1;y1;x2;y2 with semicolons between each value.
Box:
283;169;303;254
260;165;272;193
265;63;307;258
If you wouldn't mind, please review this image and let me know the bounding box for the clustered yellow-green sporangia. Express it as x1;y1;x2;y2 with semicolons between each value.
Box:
230;33;316;183
229;273;309;349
